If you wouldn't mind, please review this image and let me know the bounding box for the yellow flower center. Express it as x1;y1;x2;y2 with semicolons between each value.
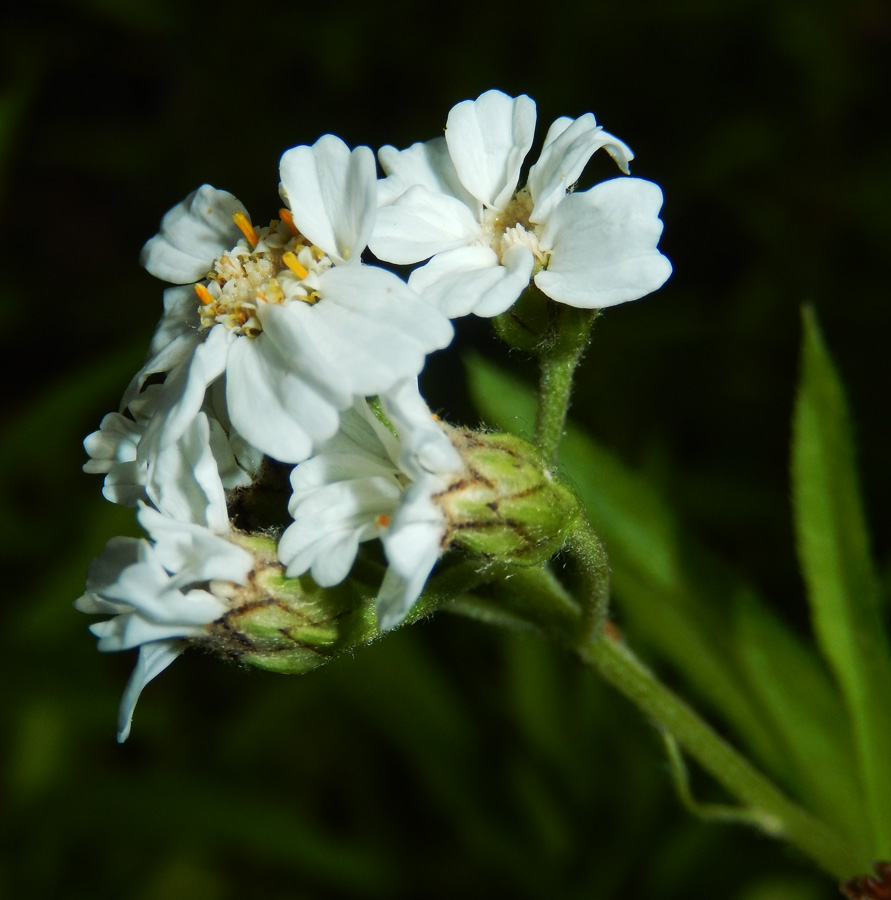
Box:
194;210;332;337
478;188;551;273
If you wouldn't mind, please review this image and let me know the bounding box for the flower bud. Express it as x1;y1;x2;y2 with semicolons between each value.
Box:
194;534;379;674
492;285;552;353
438;429;581;565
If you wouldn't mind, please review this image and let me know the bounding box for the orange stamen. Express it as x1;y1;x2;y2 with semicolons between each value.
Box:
375;514;392;529
279;207;299;236
194;283;215;306
282;251;308;280
232;211;258;247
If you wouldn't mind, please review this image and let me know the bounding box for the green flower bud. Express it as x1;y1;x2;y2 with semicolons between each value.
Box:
438;429;581;566
193;534;379;675
492;285;552;353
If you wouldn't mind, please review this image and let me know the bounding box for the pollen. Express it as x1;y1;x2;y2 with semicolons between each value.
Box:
282;251;308;280
279;207;299;236
196;210;333;337
375;514;392;529
232;211;258;247
194;283;215;305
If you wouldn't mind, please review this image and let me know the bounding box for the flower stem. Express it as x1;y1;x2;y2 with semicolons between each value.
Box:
535;305;598;464
566;519;610;645
443;549;863;876
578;632;866;879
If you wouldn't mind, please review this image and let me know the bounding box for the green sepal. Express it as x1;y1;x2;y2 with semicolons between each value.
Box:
443;429;581;566
197;536;381;675
492;286;553;353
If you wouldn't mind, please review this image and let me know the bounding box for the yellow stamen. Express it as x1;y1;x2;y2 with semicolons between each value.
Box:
279;207;299;236
232;211;258;247
375;514;392;528
265;279;285;303
282;251;308;280
194;283;215;305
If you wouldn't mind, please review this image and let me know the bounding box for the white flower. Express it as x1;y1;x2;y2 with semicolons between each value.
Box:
76;505;253;741
278;379;465;630
84;387;260;508
370;89;672;318
77;423;252;741
277;399;403;587
131;135;453;466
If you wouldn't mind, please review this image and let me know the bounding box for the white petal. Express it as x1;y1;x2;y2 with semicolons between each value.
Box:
309;533;366;586
289;453;400;506
137;505;252;587
377;137;479;212
540;116;634;174
225;329;341;464
137;325;231;460
146;412;230;531
122;329;203;411
84;413;139;465
445;90;536;210
82;536;147;597
140;185;246;284
377;510;443;630
293;266;454;397
380;379;464;476
101;463;147;507
148;286;202;357
535;178;672;309
91;604;214;651
203;417;253;490
408;244;533;318
325;400;401;469
280;477;400;583
369;184;481;265
91;555;172;615
74;591;123;616
528;114;635;223
116;642;184;742
279;136;376;266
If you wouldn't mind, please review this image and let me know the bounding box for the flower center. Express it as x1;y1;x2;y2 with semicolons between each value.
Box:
194;209;333;337
479;188;551;272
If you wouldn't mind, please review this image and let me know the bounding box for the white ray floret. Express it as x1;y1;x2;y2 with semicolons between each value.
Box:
370;89;671;318
76;440;252;741
278;379;465;630
130;136;453;466
84;387;260;509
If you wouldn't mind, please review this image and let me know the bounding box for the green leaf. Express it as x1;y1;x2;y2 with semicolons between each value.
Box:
791;306;891;856
466;352;866;851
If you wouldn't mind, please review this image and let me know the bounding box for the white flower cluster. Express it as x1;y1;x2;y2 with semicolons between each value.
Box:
78;90;671;740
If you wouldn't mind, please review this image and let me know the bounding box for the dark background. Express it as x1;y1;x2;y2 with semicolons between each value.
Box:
1;0;889;897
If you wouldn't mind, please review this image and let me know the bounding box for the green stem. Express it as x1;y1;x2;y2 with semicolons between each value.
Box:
448;563;583;644
535;306;598;463
409;558;494;622
566;519;610;645
579;633;865;879
437;548;864;876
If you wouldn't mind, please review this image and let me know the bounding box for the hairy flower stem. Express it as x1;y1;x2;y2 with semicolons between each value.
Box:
579;632;866;879
567;520;611;645
535;305;598;464
451;551;865;878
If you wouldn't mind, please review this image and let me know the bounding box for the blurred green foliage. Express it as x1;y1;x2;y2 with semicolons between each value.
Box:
1;0;889;897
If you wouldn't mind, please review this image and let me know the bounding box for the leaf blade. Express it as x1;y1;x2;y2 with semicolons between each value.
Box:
791;306;891;855
467;352;866;847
